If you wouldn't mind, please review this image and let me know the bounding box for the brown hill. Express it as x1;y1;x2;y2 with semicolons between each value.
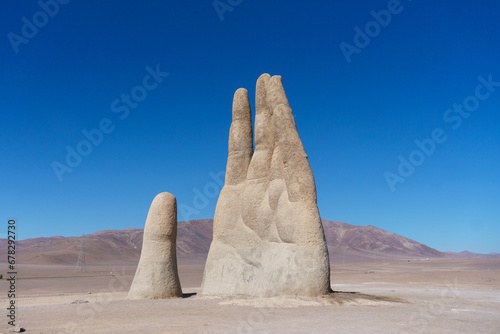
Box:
321;220;443;261
1;219;496;265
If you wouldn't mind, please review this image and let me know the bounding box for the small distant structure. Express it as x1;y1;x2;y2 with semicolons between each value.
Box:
75;238;88;273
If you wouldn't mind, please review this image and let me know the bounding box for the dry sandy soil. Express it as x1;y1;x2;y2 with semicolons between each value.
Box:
1;258;499;333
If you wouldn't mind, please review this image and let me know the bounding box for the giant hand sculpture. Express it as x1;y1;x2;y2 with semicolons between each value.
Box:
201;74;331;297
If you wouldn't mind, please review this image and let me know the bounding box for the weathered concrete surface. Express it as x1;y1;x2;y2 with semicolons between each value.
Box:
128;192;183;299
201;74;331;297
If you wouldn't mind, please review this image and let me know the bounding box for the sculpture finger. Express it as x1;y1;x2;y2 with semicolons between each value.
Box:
247;73;273;180
226;88;253;185
273;103;317;203
267;75;291;113
128;192;182;299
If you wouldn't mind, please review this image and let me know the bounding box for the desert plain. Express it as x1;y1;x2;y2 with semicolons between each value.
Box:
1;256;499;334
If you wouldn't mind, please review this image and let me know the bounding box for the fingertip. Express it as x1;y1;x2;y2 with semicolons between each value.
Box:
235;87;248;96
268;75;289;110
256;74;271;111
269;75;283;87
256;74;271;94
154;192;176;205
234;88;249;104
232;88;251;121
257;73;271;82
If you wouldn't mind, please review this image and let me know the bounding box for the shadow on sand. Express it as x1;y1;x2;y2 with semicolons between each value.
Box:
323;290;407;305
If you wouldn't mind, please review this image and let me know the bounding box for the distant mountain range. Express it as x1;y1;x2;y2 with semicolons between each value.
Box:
1;219;498;265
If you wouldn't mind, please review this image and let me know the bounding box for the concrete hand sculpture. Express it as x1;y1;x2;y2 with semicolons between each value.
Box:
201;74;331;296
128;192;183;299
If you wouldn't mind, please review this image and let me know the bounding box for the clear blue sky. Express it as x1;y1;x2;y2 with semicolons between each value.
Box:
1;0;499;253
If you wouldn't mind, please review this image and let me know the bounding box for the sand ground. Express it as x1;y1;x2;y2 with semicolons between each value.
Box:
0;258;499;333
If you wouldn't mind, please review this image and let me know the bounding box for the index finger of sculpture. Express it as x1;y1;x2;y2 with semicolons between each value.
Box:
273;103;317;203
226;88;253;185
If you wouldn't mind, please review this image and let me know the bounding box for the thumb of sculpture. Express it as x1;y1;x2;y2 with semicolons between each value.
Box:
128;192;183;299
